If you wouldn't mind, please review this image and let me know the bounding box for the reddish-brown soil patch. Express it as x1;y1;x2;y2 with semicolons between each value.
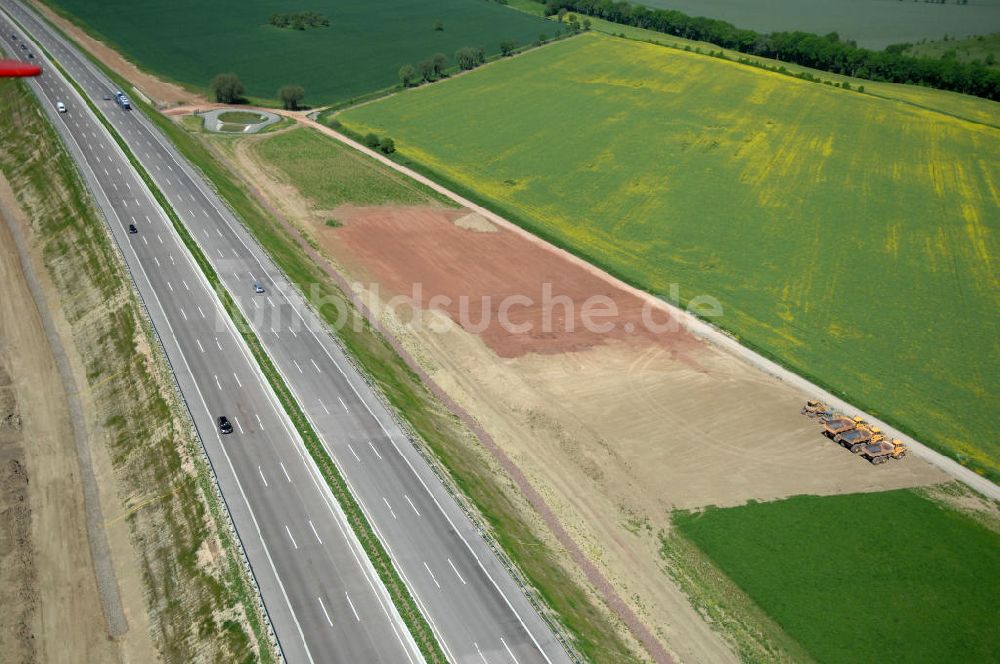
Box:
331;204;702;360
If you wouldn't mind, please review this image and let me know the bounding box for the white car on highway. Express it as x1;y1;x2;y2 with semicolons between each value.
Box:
55;101;66;113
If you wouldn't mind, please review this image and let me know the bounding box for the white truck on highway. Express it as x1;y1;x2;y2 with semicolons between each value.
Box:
114;90;131;110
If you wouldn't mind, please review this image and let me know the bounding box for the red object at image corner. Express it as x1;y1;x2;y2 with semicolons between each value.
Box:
0;59;42;77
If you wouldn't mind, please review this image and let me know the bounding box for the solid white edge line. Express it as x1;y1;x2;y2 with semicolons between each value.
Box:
6;39;317;659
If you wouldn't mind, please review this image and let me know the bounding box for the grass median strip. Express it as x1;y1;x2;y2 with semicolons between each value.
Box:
28;22;447;663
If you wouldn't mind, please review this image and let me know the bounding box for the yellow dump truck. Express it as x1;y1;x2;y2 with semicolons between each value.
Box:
859;438;907;464
823;415;863;439
835;425;884;453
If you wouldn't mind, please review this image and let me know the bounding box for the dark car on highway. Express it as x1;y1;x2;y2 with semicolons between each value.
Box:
128;223;137;234
218;416;233;434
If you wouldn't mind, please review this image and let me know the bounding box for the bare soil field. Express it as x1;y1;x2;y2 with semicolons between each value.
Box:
327;204;947;505
326;204;950;661
31;0;204;107
0;182;153;663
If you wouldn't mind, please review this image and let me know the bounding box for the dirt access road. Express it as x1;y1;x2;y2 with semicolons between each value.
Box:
0;176;155;663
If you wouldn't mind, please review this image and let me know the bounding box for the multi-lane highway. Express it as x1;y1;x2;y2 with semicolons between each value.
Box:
0;2;572;663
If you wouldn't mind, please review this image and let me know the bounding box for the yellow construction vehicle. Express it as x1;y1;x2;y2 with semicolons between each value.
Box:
860;438;907;464
801;399;833;418
823;415;862;439
835;425;883;453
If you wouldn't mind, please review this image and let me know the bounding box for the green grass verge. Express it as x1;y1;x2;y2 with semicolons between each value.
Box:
252;126;456;208
672;489;1000;664
337;32;1000;482
0;77;266;662
39;43;448;664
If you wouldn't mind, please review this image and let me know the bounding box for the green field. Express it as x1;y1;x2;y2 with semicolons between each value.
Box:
252;127;454;208
42;0;549;104
340;33;1000;479
635;0;1000;49
672;489;1000;663
906;33;1000;69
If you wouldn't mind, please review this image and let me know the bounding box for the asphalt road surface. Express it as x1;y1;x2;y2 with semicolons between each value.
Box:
0;2;572;663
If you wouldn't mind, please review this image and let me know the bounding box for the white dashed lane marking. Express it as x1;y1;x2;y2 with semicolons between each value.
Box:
317;597;333;627
344;592;361;622
448;558;466;585
308;519;322;544
423;561;441;589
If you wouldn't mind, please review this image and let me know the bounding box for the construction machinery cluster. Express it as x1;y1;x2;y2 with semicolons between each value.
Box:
802;401;907;464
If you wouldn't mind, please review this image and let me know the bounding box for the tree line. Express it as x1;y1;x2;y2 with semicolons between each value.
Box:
539;0;1000;100
211;73;306;110
399;43;522;87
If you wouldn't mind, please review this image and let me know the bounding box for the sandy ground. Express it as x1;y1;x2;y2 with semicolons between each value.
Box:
328;206;948;510
322;204;950;662
31;0;204;107
0;178;156;663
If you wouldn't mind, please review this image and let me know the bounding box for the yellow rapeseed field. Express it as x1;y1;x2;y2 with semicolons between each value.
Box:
341;33;1000;478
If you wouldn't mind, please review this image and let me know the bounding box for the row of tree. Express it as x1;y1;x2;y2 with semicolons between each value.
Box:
539;0;1000;99
399;52;449;86
399;43;505;87
211;73;306;110
268;12;329;30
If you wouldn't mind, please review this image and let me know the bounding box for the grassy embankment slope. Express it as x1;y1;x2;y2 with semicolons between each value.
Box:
671;488;1000;664
40;0;549;104
0;79;270;661
339;32;1000;481
156;116;639;659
